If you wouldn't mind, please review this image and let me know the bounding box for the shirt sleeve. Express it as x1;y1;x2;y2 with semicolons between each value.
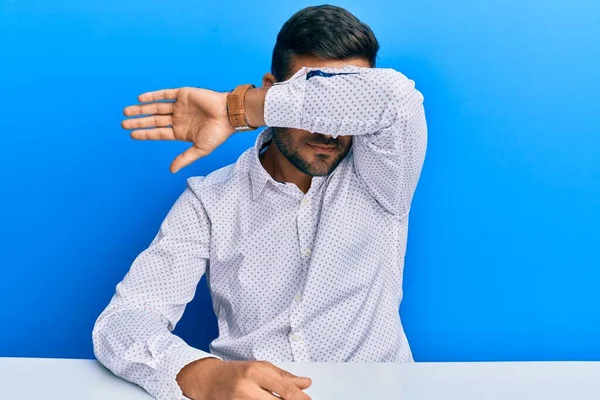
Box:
264;65;428;216
92;178;221;400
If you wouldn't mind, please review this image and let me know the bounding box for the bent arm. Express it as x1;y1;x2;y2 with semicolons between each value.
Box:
92;178;221;400
248;65;427;216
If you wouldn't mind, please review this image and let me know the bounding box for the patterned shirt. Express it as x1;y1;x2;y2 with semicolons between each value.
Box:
93;65;428;400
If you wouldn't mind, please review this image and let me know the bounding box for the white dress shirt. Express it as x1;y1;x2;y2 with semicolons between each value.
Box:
93;65;428;399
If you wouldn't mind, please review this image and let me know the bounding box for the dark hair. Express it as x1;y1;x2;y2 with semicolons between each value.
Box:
271;5;380;82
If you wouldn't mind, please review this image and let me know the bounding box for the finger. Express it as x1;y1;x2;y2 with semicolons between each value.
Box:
263;363;312;389
292;377;312;391
138;88;179;102
123;102;174;117
246;386;280;400
170;145;207;173
131;128;176;141
122;115;172;130
256;369;311;400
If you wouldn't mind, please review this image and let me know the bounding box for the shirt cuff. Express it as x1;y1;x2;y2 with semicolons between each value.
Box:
264;74;306;129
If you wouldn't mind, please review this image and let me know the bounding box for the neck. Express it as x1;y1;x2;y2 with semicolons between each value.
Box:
259;140;312;194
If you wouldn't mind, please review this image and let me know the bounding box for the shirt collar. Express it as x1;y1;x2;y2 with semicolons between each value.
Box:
248;127;328;200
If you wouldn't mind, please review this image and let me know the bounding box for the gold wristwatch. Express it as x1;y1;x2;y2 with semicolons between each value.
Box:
226;83;258;131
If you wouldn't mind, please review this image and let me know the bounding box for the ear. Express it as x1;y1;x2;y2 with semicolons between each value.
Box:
262;72;277;88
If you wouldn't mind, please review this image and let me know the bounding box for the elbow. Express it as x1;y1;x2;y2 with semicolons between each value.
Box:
377;71;424;130
91;316;104;363
385;70;422;111
91;310;113;367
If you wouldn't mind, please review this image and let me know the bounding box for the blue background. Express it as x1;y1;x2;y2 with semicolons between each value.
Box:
1;0;599;361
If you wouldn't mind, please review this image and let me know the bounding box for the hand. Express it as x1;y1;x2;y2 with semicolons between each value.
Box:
176;358;312;400
121;87;236;173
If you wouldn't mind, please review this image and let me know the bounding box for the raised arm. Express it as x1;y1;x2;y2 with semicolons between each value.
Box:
92;178;220;399
257;65;428;216
121;66;427;215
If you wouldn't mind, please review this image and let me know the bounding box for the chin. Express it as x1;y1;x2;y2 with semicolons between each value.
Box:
308;164;336;176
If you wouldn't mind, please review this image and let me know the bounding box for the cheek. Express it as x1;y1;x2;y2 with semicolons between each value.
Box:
341;138;353;151
296;132;316;148
286;130;309;146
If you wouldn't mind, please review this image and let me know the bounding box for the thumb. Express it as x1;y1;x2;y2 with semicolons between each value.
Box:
170;145;206;173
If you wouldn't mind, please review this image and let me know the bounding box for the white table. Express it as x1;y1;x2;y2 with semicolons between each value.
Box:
1;357;600;399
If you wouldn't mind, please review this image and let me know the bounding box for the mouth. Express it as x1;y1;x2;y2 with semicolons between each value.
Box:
307;143;337;153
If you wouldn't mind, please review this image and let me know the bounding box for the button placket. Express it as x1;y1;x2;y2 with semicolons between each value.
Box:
289;188;318;362
288;328;310;361
290;194;311;361
297;194;313;262
289;289;304;327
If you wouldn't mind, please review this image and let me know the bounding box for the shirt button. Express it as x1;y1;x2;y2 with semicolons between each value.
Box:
294;292;302;301
303;248;312;257
291;334;301;342
301;197;309;205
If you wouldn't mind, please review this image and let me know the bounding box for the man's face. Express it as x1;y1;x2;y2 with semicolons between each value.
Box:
270;55;371;177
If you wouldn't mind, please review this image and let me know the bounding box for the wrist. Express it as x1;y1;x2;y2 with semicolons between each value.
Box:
244;87;268;129
176;357;223;400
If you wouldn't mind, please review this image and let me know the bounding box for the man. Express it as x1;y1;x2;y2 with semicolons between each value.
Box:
92;4;427;400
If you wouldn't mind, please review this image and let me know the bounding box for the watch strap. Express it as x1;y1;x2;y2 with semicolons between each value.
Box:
227;84;257;131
